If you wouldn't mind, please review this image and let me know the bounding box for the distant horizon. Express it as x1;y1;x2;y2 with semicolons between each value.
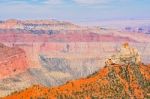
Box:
1;18;150;23
1;18;150;27
0;0;150;22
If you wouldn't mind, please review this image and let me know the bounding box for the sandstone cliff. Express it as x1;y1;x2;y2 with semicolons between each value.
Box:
0;43;28;79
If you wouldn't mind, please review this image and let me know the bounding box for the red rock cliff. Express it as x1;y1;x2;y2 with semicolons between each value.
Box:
0;43;28;79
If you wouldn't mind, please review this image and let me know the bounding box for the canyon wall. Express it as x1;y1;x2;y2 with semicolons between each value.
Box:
0;44;28;79
0;19;150;97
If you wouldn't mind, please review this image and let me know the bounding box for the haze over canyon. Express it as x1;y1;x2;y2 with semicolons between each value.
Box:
0;19;149;98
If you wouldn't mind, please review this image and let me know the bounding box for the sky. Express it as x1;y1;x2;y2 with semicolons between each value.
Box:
0;0;150;22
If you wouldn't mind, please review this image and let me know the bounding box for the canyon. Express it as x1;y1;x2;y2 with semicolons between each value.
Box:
0;19;150;97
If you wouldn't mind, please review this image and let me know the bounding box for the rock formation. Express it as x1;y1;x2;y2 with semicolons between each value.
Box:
3;44;150;98
3;62;150;98
0;19;150;98
105;43;141;66
0;43;28;79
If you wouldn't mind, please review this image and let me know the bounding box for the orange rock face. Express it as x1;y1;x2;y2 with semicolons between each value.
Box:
0;43;28;79
4;64;150;99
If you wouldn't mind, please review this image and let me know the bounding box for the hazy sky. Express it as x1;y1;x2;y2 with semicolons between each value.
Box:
0;0;150;22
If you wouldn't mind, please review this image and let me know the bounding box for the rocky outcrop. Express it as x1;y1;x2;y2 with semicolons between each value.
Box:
4;63;150;99
105;43;141;65
0;43;28;79
3;42;150;98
